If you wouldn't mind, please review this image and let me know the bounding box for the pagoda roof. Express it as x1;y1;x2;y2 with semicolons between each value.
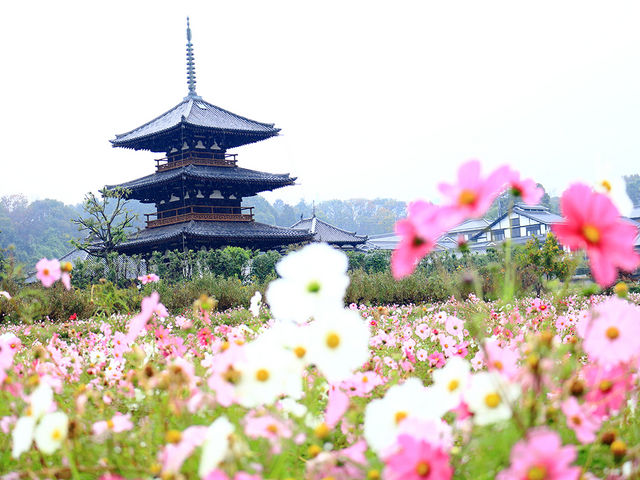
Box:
290;215;367;246
114;220;312;254
107;164;295;195
110;98;280;151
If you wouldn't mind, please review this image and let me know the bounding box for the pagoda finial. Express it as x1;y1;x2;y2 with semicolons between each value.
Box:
185;17;201;100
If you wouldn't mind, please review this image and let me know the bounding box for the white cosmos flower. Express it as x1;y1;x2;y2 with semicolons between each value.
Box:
432;357;471;411
266;243;349;324
364;378;449;454
34;411;68;455
249;291;262;317
199;416;234;479
29;383;54;420
306;309;370;383
464;371;520;426
233;337;298;407
12;416;36;458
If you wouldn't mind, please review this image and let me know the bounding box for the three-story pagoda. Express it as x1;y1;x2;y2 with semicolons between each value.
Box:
107;19;312;254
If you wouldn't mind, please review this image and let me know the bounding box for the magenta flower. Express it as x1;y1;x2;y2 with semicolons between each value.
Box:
438;160;510;223
552;183;640;287
497;428;580;480
384;434;453;480
581;297;640;366
392;201;451;279
36;258;61;288
507;168;544;205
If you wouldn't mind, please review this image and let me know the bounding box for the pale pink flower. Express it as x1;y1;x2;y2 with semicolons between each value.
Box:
438;159;510;223
581;297;640;366
126;292;168;343
0;291;11;300
384;434;453;480
92;413;134;436
497;427;580;480
138;273;160;285
159;425;208;475
552;183;640;287
60;272;71;290
561;397;602;444
36;258;61;288
325;385;350;428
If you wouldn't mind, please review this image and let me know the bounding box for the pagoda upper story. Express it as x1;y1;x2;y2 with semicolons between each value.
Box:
106;19;312;254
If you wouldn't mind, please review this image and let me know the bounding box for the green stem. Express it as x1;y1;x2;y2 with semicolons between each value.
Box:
64;442;81;480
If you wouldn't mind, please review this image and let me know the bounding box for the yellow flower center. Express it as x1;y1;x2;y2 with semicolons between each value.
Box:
571;415;582;426
493;360;504;371
600;179;612;193
326;332;340;349
266;424;279;434
526;465;547;480
394;411;408;424
484;392;501;409
362;376;369;383
606;326;619;340
165;429;182;444
599;379;613;393
51;428;63;441
415;461;431;476
294;346;307;358
458;189;477;206
582;224;600;244
43;268;50;276
447;379;460;392
107;419;115;429
255;368;270;382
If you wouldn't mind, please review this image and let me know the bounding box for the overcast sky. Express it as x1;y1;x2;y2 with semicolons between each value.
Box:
1;1;640;208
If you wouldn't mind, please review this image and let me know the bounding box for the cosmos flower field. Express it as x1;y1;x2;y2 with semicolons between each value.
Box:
2;161;640;479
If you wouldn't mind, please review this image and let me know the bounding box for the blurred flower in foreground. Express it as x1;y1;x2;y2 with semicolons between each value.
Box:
497;427;580;480
266;243;349;324
552;183;639;287
138;273;160;285
438;159;510;223
507;168;544;205
384;434;453;480
36;258;61;288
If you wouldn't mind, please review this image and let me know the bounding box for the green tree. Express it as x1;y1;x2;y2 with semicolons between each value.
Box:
71;187;136;273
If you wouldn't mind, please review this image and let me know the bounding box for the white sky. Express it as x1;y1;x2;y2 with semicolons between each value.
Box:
1;0;640;207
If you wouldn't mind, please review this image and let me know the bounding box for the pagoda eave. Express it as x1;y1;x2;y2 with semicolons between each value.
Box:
113;220;312;255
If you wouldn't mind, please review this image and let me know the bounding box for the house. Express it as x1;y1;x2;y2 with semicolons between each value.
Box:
364;204;563;253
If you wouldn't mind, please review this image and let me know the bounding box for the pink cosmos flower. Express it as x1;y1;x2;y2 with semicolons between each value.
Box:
138;273;160;285
126;292;169;344
384;434;453;480
583;364;632;417
497;427;580;480
506;168;544;205
244;413;292;444
581;297;640;366
561;397;602;444
36;258;61;288
92;412;134;436
552;183;640;287
391;201;451;279
325;385;350;428
0;291;12;300
438;159;510;223
159;425;208;475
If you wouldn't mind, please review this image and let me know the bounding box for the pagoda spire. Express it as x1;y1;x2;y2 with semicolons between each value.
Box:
185;17;201;100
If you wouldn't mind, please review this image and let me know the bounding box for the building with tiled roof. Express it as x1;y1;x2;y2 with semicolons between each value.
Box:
290;215;367;249
105;19;311;255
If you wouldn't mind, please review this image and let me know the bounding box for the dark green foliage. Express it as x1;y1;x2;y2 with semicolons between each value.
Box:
250;250;282;283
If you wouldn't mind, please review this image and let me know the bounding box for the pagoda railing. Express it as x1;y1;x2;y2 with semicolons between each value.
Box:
145;205;254;228
156;152;237;172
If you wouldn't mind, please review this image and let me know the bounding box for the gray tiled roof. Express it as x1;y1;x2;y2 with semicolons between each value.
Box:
111;98;279;147
115;220;312;253
107;165;295;192
290;216;367;245
513;205;563;224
